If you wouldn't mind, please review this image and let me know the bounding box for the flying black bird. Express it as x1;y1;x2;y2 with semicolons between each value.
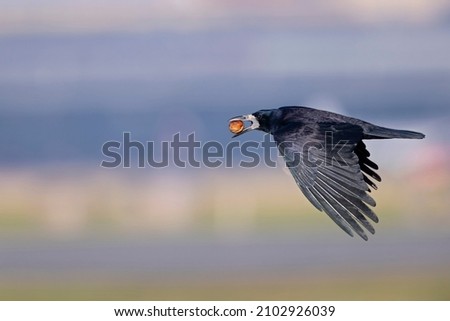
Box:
229;106;425;240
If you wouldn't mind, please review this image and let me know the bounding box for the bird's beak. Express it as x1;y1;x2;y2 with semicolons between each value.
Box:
228;114;260;138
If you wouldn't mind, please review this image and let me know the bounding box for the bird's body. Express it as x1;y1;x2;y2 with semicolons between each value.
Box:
252;106;424;140
230;106;425;240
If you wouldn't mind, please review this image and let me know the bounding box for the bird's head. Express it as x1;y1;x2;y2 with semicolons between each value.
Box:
229;109;274;137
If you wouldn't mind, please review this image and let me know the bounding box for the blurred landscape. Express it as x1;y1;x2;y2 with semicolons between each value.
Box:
0;0;449;300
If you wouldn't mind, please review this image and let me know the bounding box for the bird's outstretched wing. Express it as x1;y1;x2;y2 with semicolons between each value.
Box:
273;122;381;240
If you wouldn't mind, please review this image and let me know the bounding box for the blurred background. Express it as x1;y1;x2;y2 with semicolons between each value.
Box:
0;0;449;300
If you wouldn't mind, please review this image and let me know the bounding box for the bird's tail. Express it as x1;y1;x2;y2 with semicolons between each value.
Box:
365;125;425;140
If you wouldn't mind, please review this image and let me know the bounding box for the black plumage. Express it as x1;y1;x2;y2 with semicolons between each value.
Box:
230;106;425;240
